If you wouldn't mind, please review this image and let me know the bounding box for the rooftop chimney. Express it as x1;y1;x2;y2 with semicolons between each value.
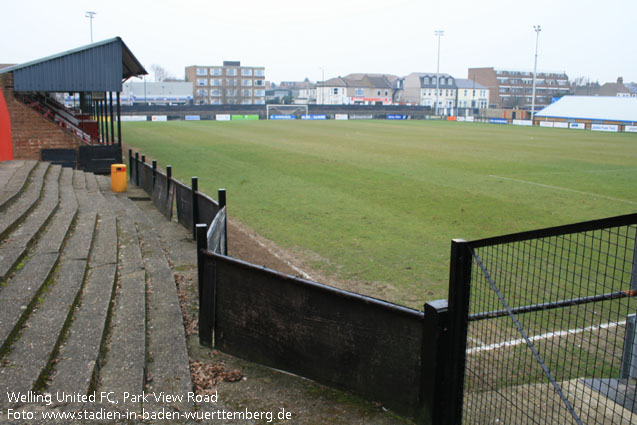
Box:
617;77;623;84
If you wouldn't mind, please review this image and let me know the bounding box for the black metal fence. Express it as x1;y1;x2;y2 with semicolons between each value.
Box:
448;214;637;424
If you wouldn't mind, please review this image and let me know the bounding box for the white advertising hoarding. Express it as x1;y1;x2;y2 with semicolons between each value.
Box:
151;115;167;122
624;125;637;133
569;123;586;129
539;121;554;128
591;124;618;132
216;114;231;121
335;114;348;120
553;122;569;129
120;115;147;122
512;119;532;126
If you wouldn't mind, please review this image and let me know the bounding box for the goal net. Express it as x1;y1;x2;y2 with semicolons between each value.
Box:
266;104;308;120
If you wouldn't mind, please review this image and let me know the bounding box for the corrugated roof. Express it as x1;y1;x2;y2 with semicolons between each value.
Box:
0;37;147;92
536;96;637;123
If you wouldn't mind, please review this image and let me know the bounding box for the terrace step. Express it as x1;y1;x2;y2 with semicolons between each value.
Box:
0;160;37;211
0;163;60;281
116;194;193;412
46;191;118;396
0;169;87;393
98;210;146;413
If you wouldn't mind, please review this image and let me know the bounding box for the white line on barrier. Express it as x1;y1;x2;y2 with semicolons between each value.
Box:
489;175;637;206
467;320;626;354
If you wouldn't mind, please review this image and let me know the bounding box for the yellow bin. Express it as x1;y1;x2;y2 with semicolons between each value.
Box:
111;163;127;193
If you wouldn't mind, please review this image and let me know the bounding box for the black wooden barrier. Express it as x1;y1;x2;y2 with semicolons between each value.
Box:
41;148;77;169
79;145;122;173
128;149;450;424
200;251;434;418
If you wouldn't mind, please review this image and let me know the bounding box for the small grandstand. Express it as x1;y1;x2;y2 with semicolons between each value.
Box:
535;96;637;132
0;37;146;170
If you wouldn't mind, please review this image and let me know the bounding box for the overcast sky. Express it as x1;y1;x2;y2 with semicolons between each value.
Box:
2;0;636;85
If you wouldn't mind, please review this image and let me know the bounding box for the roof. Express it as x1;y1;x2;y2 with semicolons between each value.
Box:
318;74;393;89
536;96;637;123
0;37;147;92
455;78;487;90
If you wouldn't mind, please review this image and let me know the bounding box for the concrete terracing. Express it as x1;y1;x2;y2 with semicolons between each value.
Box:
0;160;193;423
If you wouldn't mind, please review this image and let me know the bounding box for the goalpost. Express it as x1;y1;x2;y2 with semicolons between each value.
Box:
266;104;308;120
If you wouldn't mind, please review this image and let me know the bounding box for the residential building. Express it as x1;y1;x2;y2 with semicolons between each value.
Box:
397;73;456;114
455;79;489;112
468;67;570;110
185;61;266;105
316;74;395;105
598;77;637;98
278;79;316;104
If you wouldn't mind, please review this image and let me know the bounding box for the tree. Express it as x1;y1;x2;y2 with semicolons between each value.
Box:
150;64;173;82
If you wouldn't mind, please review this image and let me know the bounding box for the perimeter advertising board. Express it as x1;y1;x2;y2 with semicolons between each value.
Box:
231;115;259;121
625;125;637;133
301;115;327;120
335;114;348;120
591;124;618;132
151;115;167;122
216;114;231;121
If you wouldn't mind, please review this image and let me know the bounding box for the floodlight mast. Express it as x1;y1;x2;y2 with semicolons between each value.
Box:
531;25;542;123
434;30;445;116
85;11;96;43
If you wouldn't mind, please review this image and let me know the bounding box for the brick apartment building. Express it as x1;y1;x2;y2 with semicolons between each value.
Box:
468;67;570;110
185;61;266;105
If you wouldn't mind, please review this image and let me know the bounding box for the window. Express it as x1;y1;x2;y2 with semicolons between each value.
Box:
242;79;253;87
211;89;222;97
241;69;253;76
196;68;208;76
432;77;437;85
424;77;430;84
211;79;222;86
197;79;208;86
384;90;388;96
355;88;364;96
226;79;238;86
226;89;237;97
226;68;237;76
210;99;221;105
333;88;338;95
254;80;264;86
254;89;265;97
242;89;252;97
254;99;265;104
211;68;222;76
242;99;252;104
464;90;468;96
196;89;208;97
254;69;265;77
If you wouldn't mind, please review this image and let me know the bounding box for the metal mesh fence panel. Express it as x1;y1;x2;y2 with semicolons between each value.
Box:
462;220;637;424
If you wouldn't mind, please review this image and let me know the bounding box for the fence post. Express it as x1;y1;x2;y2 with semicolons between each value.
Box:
134;152;140;186
166;165;172;197
152;160;157;187
191;177;199;240
443;239;472;425
128;149;133;181
419;299;450;425
196;223;213;347
218;188;227;255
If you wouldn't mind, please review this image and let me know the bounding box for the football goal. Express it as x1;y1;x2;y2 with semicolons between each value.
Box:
266;104;308;120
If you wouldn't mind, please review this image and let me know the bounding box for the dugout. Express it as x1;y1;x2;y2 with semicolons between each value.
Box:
0;37;147;171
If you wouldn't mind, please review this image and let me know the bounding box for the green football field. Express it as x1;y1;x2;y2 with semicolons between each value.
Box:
122;120;637;308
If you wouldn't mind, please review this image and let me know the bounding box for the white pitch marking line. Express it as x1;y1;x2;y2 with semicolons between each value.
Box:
489;175;637;206
467;320;626;354
252;238;314;281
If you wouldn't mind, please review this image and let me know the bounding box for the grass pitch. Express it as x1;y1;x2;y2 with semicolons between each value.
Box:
123;120;637;307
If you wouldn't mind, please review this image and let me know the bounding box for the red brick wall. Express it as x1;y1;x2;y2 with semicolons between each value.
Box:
0;73;79;161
